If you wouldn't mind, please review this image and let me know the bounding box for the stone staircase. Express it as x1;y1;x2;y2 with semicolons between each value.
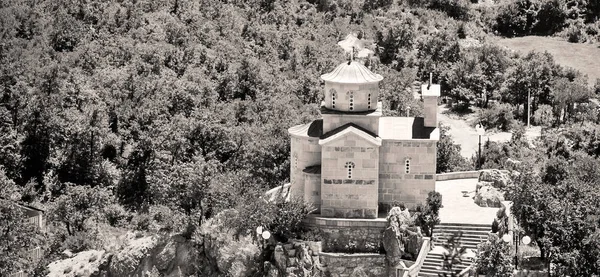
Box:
418;223;491;277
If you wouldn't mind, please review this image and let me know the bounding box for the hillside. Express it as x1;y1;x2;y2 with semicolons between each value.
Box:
497;36;600;85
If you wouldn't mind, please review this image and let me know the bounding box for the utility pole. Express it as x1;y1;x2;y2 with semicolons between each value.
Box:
527;88;531;128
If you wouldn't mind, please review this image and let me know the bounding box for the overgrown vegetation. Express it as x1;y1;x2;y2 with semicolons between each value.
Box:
1;0;599;275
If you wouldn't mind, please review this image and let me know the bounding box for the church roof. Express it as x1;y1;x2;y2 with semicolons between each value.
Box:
288;119;323;138
319;123;382;146
320;61;383;84
378;117;439;140
303;165;322;174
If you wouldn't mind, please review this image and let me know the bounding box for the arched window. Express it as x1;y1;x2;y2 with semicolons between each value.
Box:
349;91;354;111
345;161;355;179
368;93;372;109
405;159;410;174
330;89;337;109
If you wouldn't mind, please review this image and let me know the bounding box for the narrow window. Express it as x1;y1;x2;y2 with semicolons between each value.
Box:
331;89;337;109
405;159;410;174
368;93;371;109
349;91;354;111
294;153;298;170
345;161;355;179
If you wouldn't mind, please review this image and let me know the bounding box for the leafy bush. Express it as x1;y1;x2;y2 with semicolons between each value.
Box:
565;23;587;43
478;103;515;131
474;234;514;277
533;104;554;127
269;196;313;242
416;191;442;237
437;124;473;173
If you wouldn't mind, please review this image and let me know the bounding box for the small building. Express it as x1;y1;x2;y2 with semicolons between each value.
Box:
288;60;440;219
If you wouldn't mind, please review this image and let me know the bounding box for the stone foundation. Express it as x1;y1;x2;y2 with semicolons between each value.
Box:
320;252;387;277
301;215;386;253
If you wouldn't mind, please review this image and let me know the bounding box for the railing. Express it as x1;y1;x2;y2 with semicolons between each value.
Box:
458;263;475;276
9;247;43;277
397;237;431;277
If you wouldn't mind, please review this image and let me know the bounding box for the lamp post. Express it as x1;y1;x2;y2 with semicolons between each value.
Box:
475;124;485;170
502;230;531;270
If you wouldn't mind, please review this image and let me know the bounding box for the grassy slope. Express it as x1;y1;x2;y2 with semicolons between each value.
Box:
496;36;600;85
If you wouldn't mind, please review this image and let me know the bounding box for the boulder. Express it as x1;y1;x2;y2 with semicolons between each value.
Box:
350;266;369;277
404;230;424;259
478;169;510;189
274;244;287;269
47;250;111;277
383;227;403;266
109;235;159;277
474;185;504;208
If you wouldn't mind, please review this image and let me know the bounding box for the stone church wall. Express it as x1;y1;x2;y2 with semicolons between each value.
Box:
290;137;321;198
322;114;380;135
323;82;380;112
378;140;437;208
320;133;379;218
304;172;321;210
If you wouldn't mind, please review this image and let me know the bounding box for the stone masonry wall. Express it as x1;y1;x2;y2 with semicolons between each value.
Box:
379;140;436;208
304;172;321;210
324;82;379;112
290;137;321;198
321;133;379;218
322;112;380;135
320;253;387;277
301;216;387;254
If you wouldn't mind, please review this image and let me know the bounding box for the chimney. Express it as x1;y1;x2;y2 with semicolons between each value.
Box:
421;74;440;128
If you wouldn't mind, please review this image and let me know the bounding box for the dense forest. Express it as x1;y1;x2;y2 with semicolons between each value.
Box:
1;0;600;276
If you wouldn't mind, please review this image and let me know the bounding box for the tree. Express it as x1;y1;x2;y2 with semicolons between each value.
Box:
48;185;114;236
0;199;44;276
504;51;560;123
508;156;600;275
437;124;471;173
474;234;514;277
416;191;442;237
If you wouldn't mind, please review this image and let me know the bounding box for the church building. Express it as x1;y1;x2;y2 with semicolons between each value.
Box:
288;59;440;219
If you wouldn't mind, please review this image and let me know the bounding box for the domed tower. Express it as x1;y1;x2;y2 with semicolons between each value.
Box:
320;61;383;135
317;59;384;219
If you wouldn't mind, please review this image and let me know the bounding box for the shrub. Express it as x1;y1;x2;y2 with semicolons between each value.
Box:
533;104;554;127
475;235;514;277
269;196;313;242
416;191;442;237
478;103;515;131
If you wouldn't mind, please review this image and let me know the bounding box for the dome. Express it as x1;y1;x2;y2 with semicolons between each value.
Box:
320;61;383;84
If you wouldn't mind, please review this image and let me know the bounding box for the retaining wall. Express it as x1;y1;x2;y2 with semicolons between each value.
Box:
435;171;480;181
320;252;387;277
301;216;387;253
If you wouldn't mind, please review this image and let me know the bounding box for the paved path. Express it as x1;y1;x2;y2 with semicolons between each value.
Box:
435;178;498;225
437;105;541;158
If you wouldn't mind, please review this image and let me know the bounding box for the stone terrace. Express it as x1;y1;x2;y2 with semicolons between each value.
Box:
436;178;498;225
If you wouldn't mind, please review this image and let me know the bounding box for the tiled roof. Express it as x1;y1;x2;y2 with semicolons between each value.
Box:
303;165;322;174
319;123;382;146
379;117;439;140
288;119;323;138
320;61;383;84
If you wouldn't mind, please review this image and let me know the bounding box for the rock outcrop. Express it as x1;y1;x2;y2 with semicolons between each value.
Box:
383;206;424;265
478;169;511;189
47;250;111;277
474;184;504;208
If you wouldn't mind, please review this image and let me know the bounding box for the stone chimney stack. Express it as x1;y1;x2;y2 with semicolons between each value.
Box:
421;73;440;128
